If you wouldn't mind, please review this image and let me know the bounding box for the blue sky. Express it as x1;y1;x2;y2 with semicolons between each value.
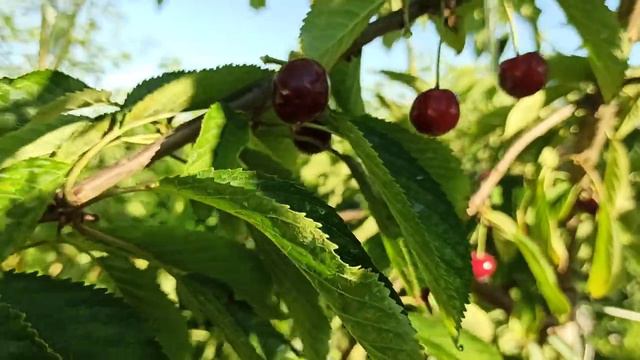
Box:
90;0;637;92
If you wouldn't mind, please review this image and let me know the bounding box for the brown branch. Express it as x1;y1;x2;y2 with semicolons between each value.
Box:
65;0;439;207
467;105;576;216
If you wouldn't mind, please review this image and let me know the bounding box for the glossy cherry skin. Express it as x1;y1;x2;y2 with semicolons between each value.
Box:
499;52;548;98
409;88;460;136
273;58;329;124
471;251;497;282
293;123;332;154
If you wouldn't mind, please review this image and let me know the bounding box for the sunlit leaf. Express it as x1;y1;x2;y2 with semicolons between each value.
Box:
301;0;385;69
160;170;423;360
184;103;227;174
556;0;628;101
328;114;471;336
483;210;571;319
0;158;69;259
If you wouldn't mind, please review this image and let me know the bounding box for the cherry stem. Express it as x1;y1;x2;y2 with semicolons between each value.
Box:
435;39;443;89
476;222;487;256
260;55;287;66
502;0;520;55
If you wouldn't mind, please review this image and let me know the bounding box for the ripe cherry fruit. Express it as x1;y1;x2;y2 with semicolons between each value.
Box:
409;88;460;136
575;197;599;215
273;58;329;124
471;251;497;282
499;52;548;98
293;122;331;154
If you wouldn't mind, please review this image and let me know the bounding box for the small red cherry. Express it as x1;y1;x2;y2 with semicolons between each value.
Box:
273;58;329;124
293;122;331;154
575;198;599;215
471;251;497;282
499;52;548;98
409;88;460;136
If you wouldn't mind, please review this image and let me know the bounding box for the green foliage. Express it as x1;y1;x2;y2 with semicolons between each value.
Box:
484;210;571;320
160;169;424;360
185;103;227;174
502;91;545;140
123;65;272;125
300;0;385;69
0;303;61;360
328;114;471;336
98;255;191;360
330;57;366;115
0;70;107;133
178;275;264;360
0;114;90;167
90;225;278;318
587;141;632;298
556;0;628;101
409;313;503;360
0;158;69;258
0;271;165;359
253;232;330;360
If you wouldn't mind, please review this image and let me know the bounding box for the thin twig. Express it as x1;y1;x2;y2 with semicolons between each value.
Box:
467;105;576;216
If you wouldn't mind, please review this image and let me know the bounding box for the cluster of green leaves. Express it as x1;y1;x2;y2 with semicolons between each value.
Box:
2;0;640;359
0;1;484;359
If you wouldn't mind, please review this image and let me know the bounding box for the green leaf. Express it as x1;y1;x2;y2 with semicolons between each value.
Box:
214;112;251;169
123;65;272;125
369;118;471;217
185;103;227;174
0;70;106;133
503;91;545;140
160;170;423;360
300;0;385;69
616;98;640;140
556;0;628;102
98;255;191;360
587;141;632;298
253;232;329;360
0;158;69;259
546;55;594;86
327;114;471;334
379;70;428;92
0;303;61;360
0;271;165;359
91;225;278;318
409;313;503;360
28;88;111;123
54;116;111;163
0;115;90;168
240;148;295;180
531;170;568;271
483;210;571;319
330;57;365;114
436;18;466;54
178;275;263;360
250;0;266;9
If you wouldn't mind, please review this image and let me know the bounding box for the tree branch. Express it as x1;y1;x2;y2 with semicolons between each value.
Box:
66;0;439;207
467;105;576;217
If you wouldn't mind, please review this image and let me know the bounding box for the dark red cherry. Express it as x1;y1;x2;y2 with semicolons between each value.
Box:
272;58;329;124
293;122;331;154
499;52;548;98
471;251;497;282
409;88;460;136
575;197;599;215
